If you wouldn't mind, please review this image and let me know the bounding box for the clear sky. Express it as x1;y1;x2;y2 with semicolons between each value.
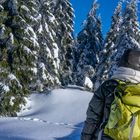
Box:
70;0;121;37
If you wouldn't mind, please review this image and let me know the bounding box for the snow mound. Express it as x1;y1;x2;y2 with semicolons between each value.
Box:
84;77;93;90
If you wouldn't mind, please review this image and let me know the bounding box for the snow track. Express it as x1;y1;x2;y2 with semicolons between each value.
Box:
15;117;82;130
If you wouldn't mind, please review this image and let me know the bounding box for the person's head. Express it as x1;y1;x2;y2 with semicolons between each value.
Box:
118;48;140;71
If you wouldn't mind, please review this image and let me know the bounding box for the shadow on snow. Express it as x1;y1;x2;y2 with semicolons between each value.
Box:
55;122;84;140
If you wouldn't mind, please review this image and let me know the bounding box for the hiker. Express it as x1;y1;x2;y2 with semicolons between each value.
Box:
81;48;140;140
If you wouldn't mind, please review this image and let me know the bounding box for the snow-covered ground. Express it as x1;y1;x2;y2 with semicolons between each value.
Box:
0;88;93;140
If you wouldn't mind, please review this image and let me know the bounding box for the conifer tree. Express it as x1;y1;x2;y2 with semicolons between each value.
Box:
36;0;61;91
75;0;103;88
93;2;122;89
53;0;74;86
108;0;140;78
0;0;75;115
0;0;39;116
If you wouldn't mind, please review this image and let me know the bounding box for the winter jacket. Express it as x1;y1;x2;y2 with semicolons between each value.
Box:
81;79;119;140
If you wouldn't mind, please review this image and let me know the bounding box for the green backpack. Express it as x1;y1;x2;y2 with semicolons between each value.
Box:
104;80;140;140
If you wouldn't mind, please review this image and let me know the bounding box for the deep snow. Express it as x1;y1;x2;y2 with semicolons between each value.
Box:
0;88;93;140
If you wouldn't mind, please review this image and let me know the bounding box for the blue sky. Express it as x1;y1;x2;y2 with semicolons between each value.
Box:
70;0;121;37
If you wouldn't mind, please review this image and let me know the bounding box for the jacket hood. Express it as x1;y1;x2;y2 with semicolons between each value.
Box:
111;67;140;84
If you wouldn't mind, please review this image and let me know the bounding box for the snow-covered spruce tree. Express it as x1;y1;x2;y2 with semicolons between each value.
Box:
75;0;103;89
0;0;38;116
93;2;122;90
108;0;140;78
53;0;74;86
29;0;75;89
36;0;61;91
18;0;41;91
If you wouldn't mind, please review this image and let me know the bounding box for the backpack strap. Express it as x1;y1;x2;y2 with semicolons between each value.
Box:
129;110;140;140
129;115;136;140
98;129;103;140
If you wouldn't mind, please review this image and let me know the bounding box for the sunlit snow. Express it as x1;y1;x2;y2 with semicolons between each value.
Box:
0;88;93;140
